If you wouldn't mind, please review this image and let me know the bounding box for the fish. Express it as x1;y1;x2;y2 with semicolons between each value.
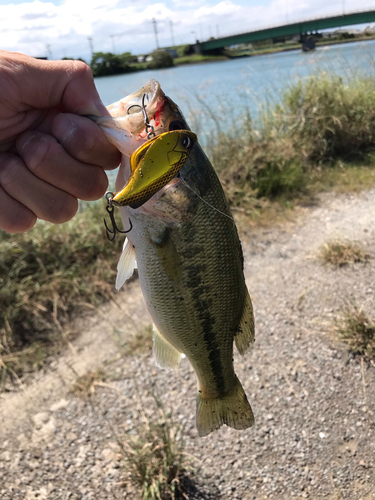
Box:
95;80;255;437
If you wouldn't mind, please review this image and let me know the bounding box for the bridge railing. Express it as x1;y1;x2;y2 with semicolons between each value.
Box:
198;8;375;45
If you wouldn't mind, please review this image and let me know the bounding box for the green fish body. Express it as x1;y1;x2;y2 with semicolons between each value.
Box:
98;80;255;436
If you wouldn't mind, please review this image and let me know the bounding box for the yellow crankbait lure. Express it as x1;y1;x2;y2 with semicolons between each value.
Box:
112;130;197;208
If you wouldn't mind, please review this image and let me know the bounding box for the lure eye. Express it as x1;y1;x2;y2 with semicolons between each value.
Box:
182;136;191;149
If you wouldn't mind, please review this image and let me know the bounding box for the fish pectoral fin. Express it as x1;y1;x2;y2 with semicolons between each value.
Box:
115;238;137;291
234;287;255;355
150;228;182;281
153;326;182;370
196;375;254;437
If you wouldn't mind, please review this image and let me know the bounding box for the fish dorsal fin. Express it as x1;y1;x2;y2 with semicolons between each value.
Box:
234;286;255;355
153;326;182;369
115;238;137;291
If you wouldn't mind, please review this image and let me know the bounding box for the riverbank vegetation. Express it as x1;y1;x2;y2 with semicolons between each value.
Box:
210;74;375;206
1;72;375;385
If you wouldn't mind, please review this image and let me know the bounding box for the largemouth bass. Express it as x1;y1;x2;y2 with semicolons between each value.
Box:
95;80;255;436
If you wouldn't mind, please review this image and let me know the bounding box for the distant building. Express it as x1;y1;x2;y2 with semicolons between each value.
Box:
333;28;361;35
364;25;375;34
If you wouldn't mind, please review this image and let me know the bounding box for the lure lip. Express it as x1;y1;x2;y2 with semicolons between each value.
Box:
112;129;197;208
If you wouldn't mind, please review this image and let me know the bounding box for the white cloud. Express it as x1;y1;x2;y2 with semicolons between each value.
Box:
0;0;373;61
194;1;241;19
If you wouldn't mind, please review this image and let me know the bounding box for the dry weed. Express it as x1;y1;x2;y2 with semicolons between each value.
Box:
336;305;375;360
318;240;370;267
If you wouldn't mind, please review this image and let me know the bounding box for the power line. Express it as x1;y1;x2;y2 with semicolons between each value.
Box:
169;20;175;47
152;18;159;49
87;37;94;59
46;44;52;60
110;34;116;53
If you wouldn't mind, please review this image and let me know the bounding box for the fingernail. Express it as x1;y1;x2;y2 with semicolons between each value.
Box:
53;114;76;143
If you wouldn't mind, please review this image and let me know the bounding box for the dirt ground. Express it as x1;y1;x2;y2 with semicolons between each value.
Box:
0;189;374;500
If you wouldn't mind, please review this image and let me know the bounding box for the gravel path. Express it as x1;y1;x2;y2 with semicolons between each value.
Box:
1;190;374;500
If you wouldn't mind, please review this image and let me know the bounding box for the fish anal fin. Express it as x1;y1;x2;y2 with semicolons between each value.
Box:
235;287;255;355
153;326;182;370
196;375;254;437
115;238;137;291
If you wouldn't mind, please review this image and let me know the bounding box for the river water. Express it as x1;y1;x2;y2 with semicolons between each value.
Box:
95;40;375;134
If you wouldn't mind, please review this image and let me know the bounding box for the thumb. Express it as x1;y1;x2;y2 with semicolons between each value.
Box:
0;51;109;117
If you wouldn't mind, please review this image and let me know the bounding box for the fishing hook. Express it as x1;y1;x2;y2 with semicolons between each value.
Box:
141;93;156;140
103;192;132;242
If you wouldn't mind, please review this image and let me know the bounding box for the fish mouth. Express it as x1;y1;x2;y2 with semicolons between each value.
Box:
106;79;165;135
95;81;189;137
91;80;189;158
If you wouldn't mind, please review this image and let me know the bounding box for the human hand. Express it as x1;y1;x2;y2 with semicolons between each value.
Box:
0;51;121;233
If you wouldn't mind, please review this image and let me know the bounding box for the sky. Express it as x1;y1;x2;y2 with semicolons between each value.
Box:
0;0;374;62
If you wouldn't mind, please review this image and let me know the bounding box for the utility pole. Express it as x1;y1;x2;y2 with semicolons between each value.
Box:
110;35;116;53
169;20;175;47
46;44;52;59
216;24;220;38
152;18;159;49
199;23;203;41
88;37;94;59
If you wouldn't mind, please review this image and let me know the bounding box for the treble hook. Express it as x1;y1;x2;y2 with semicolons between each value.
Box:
141;93;156;140
103;192;132;242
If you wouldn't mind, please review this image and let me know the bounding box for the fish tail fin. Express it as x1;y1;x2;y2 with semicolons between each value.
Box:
196;376;254;437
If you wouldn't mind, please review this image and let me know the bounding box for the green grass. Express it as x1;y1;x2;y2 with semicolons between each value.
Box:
122;395;193;500
174;54;227;65
0;202;123;383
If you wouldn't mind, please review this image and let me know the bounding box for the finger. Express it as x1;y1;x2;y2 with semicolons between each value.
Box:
0;185;36;233
0;152;78;224
0;51;108;117
17;130;109;201
51;113;121;170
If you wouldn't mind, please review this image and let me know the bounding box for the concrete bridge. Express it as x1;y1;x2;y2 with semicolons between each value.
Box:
197;9;375;54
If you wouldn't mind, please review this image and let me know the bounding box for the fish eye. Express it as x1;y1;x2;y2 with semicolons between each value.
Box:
182;136;191;148
169;120;186;131
127;104;142;115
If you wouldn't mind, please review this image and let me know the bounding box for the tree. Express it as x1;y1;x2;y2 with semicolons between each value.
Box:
147;50;174;69
62;57;87;64
90;52;132;77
